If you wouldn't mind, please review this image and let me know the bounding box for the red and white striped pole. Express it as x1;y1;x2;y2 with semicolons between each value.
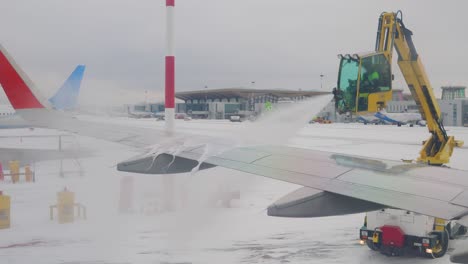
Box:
165;0;175;135
163;0;175;212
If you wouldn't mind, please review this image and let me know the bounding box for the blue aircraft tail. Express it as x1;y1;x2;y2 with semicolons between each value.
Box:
48;65;85;110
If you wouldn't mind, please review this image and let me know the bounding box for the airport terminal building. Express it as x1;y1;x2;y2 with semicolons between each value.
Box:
382;86;468;127
131;86;468;126
134;88;328;120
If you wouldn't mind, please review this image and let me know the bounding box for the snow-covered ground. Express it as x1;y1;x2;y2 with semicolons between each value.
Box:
1;120;468;264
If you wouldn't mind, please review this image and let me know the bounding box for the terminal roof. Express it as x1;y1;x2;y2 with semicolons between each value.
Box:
175;88;328;101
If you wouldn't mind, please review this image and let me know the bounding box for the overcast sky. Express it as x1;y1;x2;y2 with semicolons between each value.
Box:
0;0;467;105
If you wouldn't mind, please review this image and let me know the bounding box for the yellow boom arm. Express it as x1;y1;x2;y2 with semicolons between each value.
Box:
335;11;463;165
386;12;463;164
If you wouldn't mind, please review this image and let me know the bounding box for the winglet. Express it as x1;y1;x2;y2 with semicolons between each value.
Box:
0;45;48;110
49;65;86;110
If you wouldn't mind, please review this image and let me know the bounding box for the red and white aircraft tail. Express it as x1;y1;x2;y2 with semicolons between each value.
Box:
0;45;52;111
0;45;162;145
0;45;74;129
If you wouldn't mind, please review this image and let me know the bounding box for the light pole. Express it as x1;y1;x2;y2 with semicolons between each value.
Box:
204;85;208;118
320;74;324;90
144;90;148;111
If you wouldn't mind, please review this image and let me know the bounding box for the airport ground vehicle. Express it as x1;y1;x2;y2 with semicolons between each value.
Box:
229;115;242;122
334;11;465;258
312;117;332;124
360;209;466;258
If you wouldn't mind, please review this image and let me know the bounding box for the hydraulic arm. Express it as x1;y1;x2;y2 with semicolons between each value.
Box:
334;11;463;165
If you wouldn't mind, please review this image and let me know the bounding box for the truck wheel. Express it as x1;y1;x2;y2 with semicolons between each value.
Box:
459;226;467;236
366;240;380;251
425;230;449;258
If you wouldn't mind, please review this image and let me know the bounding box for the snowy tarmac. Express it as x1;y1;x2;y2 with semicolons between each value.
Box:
1;120;468;264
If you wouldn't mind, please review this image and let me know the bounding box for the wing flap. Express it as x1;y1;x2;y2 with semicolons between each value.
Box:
267;186;384;218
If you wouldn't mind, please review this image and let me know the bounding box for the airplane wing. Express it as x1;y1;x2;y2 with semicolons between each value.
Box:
17;109;165;149
117;144;468;223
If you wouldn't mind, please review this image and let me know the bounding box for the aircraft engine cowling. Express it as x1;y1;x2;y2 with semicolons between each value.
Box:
267;186;385;218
